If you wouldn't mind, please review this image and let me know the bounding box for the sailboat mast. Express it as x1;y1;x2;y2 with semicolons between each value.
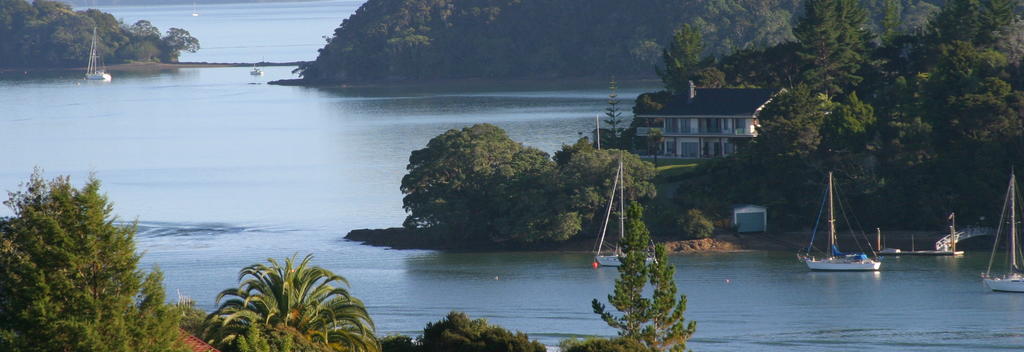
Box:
618;155;625;243
828;172;836;257
595;164;620;255
1011;173;1017;273
87;27;97;74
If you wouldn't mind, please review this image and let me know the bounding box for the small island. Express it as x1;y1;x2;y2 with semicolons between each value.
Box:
0;0;199;69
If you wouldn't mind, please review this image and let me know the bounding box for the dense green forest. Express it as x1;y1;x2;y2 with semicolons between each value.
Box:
639;0;1024;232
298;0;943;82
0;0;198;68
401;124;656;244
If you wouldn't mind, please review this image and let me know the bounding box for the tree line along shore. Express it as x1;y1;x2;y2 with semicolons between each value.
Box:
348;0;1024;253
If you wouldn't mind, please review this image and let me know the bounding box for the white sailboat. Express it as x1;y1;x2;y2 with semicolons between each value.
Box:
192;0;199;16
250;63;263;76
799;172;881;271
983;172;1024;292
84;27;111;82
593;155;654;267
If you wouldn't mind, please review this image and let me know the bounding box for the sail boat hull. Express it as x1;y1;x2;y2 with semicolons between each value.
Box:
804;257;881;271
984;277;1024;292
86;73;111;81
595;255;621;267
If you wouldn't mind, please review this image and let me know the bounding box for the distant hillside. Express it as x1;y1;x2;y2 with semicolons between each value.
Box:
297;0;942;83
60;0;314;5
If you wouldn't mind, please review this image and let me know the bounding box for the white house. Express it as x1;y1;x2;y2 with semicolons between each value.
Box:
636;82;774;159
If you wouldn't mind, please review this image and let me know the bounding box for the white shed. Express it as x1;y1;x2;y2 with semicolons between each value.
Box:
733;204;767;233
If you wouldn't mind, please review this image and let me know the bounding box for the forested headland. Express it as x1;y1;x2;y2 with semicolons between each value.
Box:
638;0;1024;232
297;0;943;83
0;0;199;68
365;0;1024;249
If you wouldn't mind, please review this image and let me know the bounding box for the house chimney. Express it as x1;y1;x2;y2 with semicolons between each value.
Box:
688;80;696;103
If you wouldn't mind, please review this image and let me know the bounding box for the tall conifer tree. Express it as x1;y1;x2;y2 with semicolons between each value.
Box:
0;171;184;352
794;0;869;97
592;202;696;351
657;24;703;93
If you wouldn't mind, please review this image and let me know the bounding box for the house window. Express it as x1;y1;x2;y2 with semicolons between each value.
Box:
734;118;747;134
680;119;690;133
682;142;698;158
724;141;735;155
665;138;677;155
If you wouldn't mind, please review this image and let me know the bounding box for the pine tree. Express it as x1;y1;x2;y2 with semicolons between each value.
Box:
603;78;625;148
0;171;184;352
794;0;869;97
881;0;902;44
657;24;703;94
592;202;696;351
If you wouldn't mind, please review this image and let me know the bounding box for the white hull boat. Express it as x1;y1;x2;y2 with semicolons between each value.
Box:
595;255;621;267
84;28;111;82
983;172;1024;293
86;73;112;81
799;172;881;271
984;275;1024;292
592;155;654;267
805;257;881;271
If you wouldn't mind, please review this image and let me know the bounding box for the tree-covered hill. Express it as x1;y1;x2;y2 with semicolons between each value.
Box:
0;0;198;68
298;0;942;83
638;0;1024;232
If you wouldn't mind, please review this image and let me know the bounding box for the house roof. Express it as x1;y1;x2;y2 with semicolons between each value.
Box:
180;329;220;352
644;88;774;116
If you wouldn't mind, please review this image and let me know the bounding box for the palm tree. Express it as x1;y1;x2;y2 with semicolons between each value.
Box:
207;254;379;352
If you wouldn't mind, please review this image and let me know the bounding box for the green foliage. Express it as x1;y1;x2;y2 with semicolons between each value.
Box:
677;209;714;239
401;125;655;245
176;299;209;338
592;202;696;351
0;0;198;67
559;337;655;352
207;254;378;352
659;0;1024;231
657;24;702;94
419;312;545;352
298;0;947;82
601;78;628;149
380;335;418;352
793;0;871;96
0;171;186;351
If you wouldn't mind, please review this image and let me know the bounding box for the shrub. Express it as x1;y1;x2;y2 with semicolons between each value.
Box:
420;312;545;352
559;337;655;352
381;335;419;352
678;208;714;238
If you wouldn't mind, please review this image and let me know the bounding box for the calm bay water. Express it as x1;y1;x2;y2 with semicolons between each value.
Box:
2;2;1024;350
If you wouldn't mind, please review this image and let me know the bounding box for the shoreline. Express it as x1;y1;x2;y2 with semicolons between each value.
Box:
268;76;661;89
345;228;992;254
0;61;305;73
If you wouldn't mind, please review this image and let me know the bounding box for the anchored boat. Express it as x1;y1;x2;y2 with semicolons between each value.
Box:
799;172;881;271
983;172;1024;292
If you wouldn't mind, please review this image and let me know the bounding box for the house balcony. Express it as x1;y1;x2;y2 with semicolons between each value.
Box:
636;127;755;137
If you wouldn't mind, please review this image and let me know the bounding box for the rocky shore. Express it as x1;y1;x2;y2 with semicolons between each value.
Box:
345;227;992;253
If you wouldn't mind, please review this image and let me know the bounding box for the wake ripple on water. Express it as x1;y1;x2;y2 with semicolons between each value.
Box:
706;327;1024;351
133;221;300;238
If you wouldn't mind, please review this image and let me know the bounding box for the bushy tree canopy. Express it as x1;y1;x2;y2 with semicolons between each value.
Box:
0;171;185;351
401;124;655;245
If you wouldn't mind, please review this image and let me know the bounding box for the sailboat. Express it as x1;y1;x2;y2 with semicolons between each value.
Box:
593;155;654;267
982;172;1024;292
799;172;881;271
84;27;111;82
192;0;199;16
250;63;263;76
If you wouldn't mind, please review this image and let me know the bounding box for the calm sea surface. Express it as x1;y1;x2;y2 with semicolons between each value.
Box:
2;2;1024;350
